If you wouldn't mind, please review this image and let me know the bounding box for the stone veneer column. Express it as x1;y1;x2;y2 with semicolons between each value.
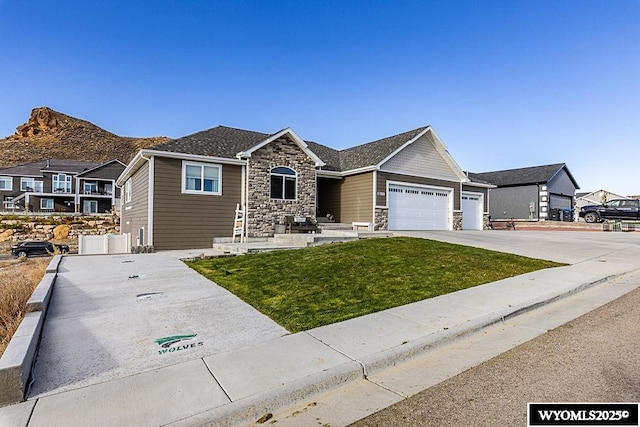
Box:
483;213;491;230
246;136;316;237
374;208;388;231
453;211;463;230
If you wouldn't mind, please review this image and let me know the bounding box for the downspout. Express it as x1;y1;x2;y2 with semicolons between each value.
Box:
372;170;377;229
75;176;80;213
241;163;247;242
146;155;154;247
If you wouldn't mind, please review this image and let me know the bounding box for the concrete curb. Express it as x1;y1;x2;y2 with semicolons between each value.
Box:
168;360;363;427
169;270;631;427
26;273;56;313
45;255;62;274
356;272;627;377
0;258;61;407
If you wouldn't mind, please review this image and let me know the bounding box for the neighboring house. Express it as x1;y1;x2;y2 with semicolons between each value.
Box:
117;125;493;250
0;159;125;213
469;163;579;221
575;190;631;221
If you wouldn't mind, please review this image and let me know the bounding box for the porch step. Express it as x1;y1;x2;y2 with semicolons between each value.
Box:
318;222;353;231
273;233;359;247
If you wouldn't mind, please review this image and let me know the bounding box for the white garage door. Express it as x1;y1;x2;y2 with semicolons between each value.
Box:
461;192;483;230
388;184;451;230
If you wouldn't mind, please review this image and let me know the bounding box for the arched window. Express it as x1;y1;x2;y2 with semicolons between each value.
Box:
270;167;296;200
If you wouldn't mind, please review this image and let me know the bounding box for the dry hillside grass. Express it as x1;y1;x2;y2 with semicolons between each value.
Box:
0;258;48;357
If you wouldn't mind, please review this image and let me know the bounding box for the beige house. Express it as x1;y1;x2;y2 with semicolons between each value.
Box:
117;125;491;250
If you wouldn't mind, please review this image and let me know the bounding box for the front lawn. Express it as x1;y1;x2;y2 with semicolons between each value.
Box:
187;237;563;332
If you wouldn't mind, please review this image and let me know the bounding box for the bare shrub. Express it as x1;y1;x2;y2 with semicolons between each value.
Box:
0;258;48;356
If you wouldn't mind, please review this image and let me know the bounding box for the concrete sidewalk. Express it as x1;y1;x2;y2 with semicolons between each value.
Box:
1;232;639;427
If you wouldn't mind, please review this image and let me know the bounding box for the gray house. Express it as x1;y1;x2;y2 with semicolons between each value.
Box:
0;159;125;213
469;163;580;221
117;125;492;250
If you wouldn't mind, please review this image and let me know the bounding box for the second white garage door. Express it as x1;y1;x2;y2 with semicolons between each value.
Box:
461;192;484;230
388;183;452;230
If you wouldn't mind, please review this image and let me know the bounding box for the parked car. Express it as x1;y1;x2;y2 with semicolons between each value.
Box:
11;240;70;258
578;199;640;223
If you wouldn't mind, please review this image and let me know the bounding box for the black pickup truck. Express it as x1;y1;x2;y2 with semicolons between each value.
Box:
579;199;640;223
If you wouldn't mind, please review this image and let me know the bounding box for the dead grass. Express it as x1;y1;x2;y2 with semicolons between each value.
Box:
0;258;48;357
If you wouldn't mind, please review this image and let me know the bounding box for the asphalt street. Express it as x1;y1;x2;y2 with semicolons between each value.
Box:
350;278;640;427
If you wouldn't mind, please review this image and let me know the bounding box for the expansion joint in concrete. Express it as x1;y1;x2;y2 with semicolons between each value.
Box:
201;358;232;403
302;332;369;378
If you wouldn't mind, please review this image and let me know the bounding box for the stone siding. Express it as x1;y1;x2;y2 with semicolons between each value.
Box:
246;136;317;237
483;213;491;230
453;211;463;230
374;208;388;231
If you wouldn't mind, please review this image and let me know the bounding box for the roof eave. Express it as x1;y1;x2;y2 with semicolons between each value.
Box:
237;128;326;167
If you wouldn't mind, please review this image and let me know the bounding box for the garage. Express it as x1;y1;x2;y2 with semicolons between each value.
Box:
550;194;572;209
461;192;484;230
388;183;452;230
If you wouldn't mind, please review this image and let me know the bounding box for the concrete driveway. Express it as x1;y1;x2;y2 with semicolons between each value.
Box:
29;252;288;398
395;230;640;264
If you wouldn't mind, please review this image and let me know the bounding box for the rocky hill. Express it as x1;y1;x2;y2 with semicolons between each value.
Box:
0;107;170;167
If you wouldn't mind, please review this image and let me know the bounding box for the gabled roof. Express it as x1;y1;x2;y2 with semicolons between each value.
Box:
236;128;325;167
0;159;102;177
469;163;579;188
130;124;465;180
576;189;630;202
151;126;270;158
338;127;429;171
76;159;127;179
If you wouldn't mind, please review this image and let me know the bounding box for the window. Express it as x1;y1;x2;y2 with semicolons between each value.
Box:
41;199;54;210
182;162;221;195
21;178;37;191
84;182;98;194
124;179;132;203
83;200;98;213
0;177;11;191
104;183;113;195
270;167;296;200
53;174;72;193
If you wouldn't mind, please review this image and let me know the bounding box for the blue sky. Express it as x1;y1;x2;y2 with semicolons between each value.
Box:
1;1;639;195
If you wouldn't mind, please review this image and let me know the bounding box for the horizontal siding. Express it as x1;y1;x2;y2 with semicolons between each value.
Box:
152;157;242;250
488;185;538;220
120;161;149;243
380;134;460;182
339;172;373;223
378;172;461;210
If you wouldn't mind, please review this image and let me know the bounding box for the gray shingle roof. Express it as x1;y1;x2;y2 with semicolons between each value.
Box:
151;126;270;158
0;159;102;176
468;163;578;187
150;125;430;172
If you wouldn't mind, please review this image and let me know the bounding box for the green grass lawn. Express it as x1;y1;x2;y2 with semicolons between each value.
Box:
186;237;563;332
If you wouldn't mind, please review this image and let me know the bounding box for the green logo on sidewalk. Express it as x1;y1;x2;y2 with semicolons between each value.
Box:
155;334;203;355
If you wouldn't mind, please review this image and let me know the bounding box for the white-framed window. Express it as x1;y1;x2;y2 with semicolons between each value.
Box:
83;200;98;213
41;198;54;210
182;161;222;195
104;183;113;195
21;178;43;192
0;176;12;191
270;166;296;200
53;174;72;193
124;179;132;203
84;181;98;194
